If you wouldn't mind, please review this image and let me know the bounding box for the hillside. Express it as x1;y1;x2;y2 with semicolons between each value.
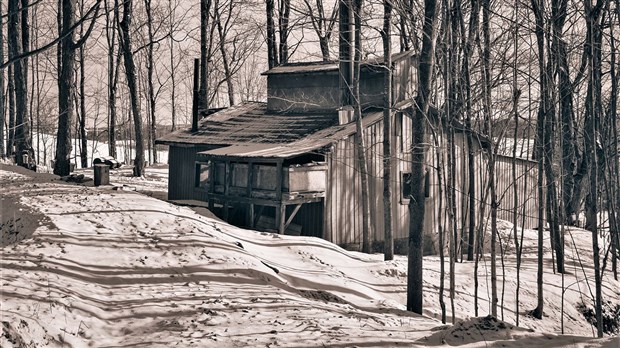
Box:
1;164;618;347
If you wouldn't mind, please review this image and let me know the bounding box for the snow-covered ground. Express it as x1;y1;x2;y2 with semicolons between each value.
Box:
1;164;618;347
29;132;168;171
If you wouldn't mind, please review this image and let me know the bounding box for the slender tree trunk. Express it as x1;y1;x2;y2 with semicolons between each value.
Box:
0;0;5;158
8;65;15;158
20;0;28;98
266;0;278;69
408;0;438;314
169;0;177;131
584;0;605;337
530;0;548;319
462;0;479;262
511;0;522;326
435;130;446;324
278;0;291;64
382;0;393;261
215;6;235;106
9;0;31;167
104;0;118;158
78;1;87;168
118;0;145;176
144;0;157;163
200;0;211;108
351;0;371;254
480;0;498;318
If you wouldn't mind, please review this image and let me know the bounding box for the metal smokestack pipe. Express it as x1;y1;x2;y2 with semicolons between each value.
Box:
338;0;353;106
191;58;200;132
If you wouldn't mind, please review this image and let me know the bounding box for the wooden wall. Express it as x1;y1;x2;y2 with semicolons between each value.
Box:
324;115;540;254
167;145;215;201
494;155;539;229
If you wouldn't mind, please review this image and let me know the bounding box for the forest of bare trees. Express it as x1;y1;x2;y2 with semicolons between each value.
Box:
0;0;618;338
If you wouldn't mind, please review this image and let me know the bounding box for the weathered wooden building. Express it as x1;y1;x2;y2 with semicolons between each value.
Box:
157;51;539;254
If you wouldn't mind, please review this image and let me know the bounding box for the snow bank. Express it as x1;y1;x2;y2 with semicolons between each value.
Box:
1;165;618;347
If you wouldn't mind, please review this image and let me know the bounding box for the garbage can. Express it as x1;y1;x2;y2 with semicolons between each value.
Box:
94;164;110;186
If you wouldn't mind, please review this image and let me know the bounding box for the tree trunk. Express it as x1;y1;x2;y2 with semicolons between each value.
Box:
118;0;145;177
584;0;605;337
8;65;15;158
278;0;291;64
266;0;278;69
144;0;157;163
481;0;498;317
382;0;393;261
104;0;118;159
352;0;371;254
54;0;76;175
407;0;438;314
215;5;235;106
0;0;5;158
461;0;479;262
9;0;31;167
78;1;87;169
200;0;211;108
169;0;177;131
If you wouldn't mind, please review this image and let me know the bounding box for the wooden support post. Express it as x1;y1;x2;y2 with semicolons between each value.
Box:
284;204;302;230
223;201;229;222
248;161;254;228
254;205;265;228
276;160;283;201
224;160;231;222
278;204;286;234
208;160;215;211
249;204;255;228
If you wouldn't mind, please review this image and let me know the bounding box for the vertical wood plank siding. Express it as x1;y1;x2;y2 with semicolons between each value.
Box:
168;145;214;201
493;155;539;229
324;118;540;253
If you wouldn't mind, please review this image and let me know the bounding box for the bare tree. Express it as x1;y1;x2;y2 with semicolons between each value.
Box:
382;0;393;260
144;0;158;162
266;0;278;68
408;0;439;314
78;0;88;168
0;0;5;158
104;0;120;158
54;0;99;176
584;0;606;337
117;0;145;176
352;0;371;253
481;0;498;318
200;0;212;109
8;0;31;167
298;0;338;61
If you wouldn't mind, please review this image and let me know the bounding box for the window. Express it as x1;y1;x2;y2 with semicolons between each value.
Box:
401;172;412;203
195;162;210;189
401;170;430;204
231;163;248;188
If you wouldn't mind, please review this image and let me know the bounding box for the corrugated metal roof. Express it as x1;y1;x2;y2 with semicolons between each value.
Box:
196;107;385;159
157;101;386;158
262;51;414;75
157;102;338;146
